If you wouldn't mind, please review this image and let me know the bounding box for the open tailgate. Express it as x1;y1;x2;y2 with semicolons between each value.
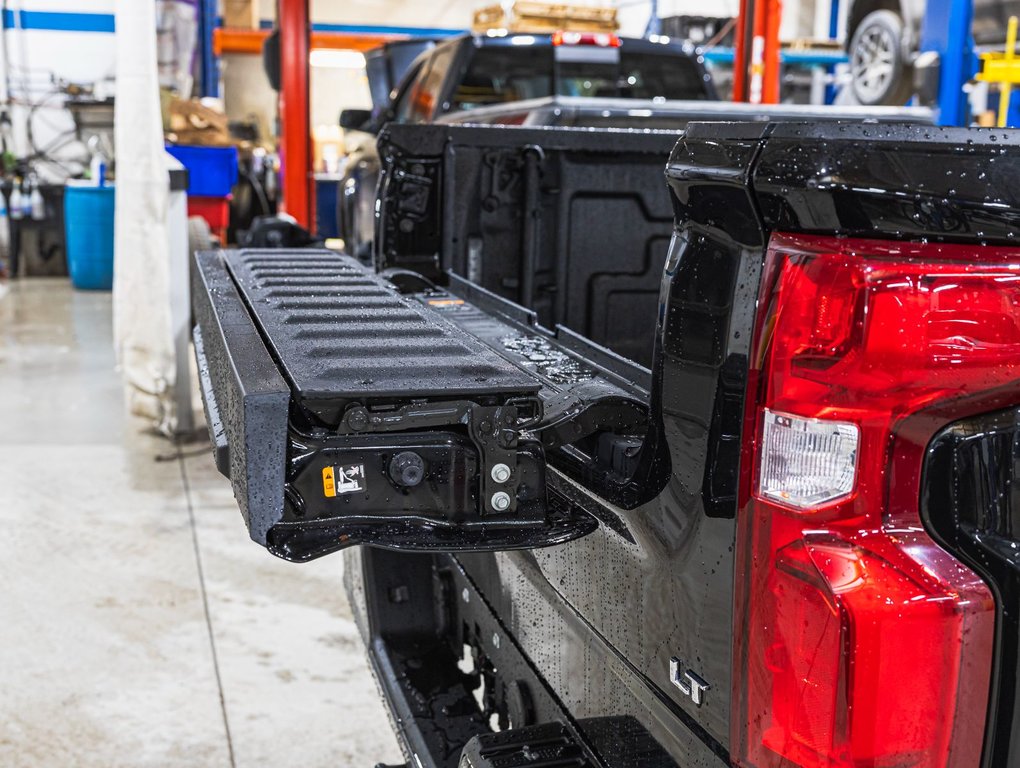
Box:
192;248;650;561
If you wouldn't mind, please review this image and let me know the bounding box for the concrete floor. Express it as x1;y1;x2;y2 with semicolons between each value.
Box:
0;279;402;767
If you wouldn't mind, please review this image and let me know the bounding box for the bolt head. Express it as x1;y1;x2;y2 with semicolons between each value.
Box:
346;408;369;431
491;491;511;512
490;463;512;483
389;451;425;487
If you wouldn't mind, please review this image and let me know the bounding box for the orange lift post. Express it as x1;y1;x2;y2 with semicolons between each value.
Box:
218;3;411;231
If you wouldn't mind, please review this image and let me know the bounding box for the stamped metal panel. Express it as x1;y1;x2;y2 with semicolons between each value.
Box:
223;249;540;401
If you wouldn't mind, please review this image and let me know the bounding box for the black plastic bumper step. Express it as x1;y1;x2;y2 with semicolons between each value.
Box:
459;723;598;767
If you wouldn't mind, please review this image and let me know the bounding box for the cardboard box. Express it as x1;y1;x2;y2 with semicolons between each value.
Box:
223;0;258;30
473;2;617;34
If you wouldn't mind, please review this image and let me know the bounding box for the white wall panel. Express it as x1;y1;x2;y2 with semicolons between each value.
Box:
253;0;477;28
617;0;818;41
18;0;113;11
2;1;117;176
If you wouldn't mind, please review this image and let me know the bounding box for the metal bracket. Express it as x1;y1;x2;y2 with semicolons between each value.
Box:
339;397;543;514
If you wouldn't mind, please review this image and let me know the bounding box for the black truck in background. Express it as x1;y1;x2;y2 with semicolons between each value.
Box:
193;120;1020;768
337;30;716;259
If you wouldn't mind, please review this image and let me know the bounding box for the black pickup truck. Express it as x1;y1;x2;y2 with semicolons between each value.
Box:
193;121;1020;768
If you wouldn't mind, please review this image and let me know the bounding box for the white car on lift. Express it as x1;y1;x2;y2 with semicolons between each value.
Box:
847;0;1020;105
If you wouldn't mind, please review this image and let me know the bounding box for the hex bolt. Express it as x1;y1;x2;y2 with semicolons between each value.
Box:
492;632;501;650
490;463;512;483
462;588;470;604
491;491;511;512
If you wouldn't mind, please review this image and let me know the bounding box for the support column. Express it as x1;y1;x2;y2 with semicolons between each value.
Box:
278;0;311;228
733;0;755;101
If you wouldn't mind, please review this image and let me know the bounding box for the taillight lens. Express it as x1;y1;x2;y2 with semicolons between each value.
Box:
758;409;858;509
551;30;621;47
734;234;1012;768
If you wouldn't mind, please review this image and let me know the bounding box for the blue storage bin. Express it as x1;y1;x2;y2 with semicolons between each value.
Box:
165;144;238;197
64;184;115;291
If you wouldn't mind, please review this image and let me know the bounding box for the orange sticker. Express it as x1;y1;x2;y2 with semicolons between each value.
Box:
322;466;336;498
427;299;465;307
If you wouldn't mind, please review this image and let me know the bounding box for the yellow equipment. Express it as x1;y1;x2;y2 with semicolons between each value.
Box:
976;16;1020;127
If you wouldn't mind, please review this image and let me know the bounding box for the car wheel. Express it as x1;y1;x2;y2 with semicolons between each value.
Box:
849;10;913;106
188;215;214;251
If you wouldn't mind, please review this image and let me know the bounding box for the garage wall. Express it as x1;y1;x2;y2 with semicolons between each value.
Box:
616;0;821;40
2;0;118;177
222;0;829;158
221;51;373;151
0;0;836;182
255;0;477;28
221;0;476;158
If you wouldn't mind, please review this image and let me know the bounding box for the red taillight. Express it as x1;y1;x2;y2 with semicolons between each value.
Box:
734;234;1010;768
551;30;620;47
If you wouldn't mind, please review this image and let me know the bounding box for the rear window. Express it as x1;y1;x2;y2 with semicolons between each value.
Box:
450;45;707;111
451;47;553;109
561;114;693;130
561;52;708;100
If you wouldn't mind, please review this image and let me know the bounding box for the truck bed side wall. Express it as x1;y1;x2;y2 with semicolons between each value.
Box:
376;124;680;368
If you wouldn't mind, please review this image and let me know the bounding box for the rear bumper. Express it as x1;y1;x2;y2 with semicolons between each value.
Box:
344;546;731;768
343;547;610;768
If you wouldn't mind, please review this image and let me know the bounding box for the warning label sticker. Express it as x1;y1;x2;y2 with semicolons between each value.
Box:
323;464;366;497
322;466;336;497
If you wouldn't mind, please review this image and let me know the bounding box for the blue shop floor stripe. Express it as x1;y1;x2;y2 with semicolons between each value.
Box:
254;18;463;37
0;10;463;39
2;10;115;33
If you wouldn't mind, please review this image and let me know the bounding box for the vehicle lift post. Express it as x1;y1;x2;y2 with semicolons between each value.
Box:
917;0;976;126
278;0;312;229
733;0;752;100
733;0;782;103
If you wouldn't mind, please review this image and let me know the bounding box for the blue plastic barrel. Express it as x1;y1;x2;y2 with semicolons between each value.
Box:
64;184;115;290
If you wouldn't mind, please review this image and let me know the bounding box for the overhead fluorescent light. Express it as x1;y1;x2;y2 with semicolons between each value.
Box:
309;49;366;69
